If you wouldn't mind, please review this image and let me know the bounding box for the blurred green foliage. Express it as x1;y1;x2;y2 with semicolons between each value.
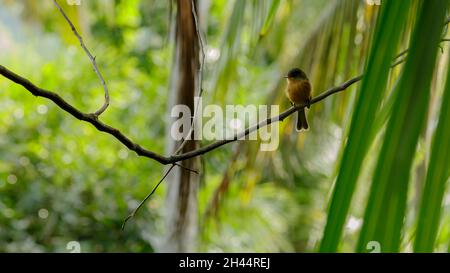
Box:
0;0;171;252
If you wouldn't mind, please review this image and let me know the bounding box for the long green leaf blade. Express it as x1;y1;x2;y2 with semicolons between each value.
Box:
414;49;450;253
260;0;281;36
320;1;411;252
357;0;449;252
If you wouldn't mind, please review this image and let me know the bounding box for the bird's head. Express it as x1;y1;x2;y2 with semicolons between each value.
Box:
284;68;308;81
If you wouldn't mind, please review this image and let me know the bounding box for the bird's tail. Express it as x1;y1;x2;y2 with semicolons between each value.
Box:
296;108;309;131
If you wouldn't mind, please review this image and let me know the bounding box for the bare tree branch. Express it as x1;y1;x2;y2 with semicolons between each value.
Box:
53;0;110;116
2;30;448;166
0;64;363;165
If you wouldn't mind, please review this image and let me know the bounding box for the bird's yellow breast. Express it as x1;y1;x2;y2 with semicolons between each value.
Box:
285;79;311;105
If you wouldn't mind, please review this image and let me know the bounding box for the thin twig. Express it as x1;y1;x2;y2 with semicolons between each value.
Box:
165;0;174;46
445;17;450;25
392;15;450;62
121;164;176;230
121;160;200;230
392;38;450;66
174;162;199;174
391;56;407;68
173;0;206;155
393;48;409;61
53;0;110;117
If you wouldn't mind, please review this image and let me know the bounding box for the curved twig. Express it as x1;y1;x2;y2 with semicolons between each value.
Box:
53;0;110;116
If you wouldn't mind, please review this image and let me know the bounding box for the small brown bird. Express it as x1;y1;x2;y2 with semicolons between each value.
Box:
284;68;312;131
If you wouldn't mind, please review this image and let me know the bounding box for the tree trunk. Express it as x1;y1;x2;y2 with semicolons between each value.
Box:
162;0;200;253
